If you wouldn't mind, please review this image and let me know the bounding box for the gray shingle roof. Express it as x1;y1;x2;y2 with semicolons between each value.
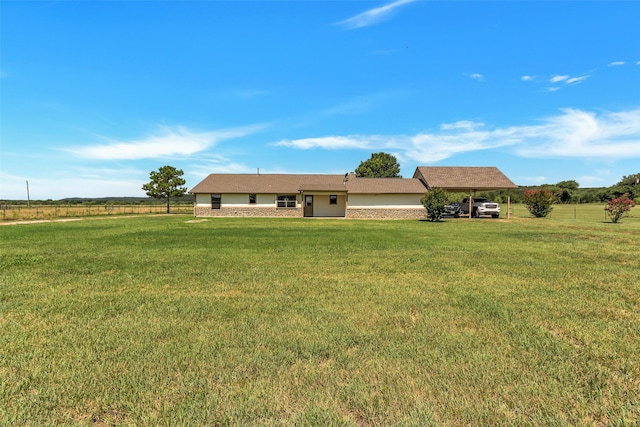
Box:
413;167;517;191
346;177;427;194
190;174;427;194
190;174;346;194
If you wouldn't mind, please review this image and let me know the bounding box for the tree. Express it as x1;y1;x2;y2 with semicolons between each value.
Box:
524;189;555;218
555;180;579;203
609;173;640;200
605;193;636;223
420;188;450;222
142;165;187;213
355;152;401;178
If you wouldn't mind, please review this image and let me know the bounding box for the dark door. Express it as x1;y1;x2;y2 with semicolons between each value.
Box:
304;195;313;217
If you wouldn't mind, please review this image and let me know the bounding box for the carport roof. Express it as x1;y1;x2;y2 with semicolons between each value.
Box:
413;166;517;192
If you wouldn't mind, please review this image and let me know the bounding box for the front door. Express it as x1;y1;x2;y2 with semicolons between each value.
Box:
304;195;313;217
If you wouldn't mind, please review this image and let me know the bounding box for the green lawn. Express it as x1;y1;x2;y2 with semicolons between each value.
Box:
1;208;639;425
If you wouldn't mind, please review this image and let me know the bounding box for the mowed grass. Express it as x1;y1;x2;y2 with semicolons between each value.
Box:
1;208;639;425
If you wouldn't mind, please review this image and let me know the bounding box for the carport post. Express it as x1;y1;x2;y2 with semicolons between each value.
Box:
468;189;472;219
507;190;512;219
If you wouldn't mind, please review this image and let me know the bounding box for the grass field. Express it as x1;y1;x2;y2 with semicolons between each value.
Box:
1;203;193;222
1;206;639;425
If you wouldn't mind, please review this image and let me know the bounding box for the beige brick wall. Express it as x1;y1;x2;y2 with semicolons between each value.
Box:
345;208;426;219
194;206;302;218
194;206;426;219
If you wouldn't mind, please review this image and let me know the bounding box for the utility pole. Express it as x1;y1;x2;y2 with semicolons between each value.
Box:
26;180;31;208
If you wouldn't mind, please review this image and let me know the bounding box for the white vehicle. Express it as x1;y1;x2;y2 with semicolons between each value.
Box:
459;197;500;218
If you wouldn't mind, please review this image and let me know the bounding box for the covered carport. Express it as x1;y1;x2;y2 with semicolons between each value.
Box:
413;166;518;219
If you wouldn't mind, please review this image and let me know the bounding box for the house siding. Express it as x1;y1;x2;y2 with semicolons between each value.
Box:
311;194;346;217
347;193;424;208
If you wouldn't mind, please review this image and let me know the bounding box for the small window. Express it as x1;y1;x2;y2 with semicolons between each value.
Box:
329;195;338;205
211;194;221;209
249;194;256;204
277;195;296;208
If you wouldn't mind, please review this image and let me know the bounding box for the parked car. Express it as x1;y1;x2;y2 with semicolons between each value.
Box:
444;203;461;218
459;197;500;218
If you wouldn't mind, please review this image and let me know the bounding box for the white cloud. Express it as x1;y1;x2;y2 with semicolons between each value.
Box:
545;73;590;90
440;120;484;131
469;73;484;81
608;61;625;67
335;0;416;29
66;124;265;160
275;108;640;163
275;135;374;150
549;75;569;83
515;109;640;158
565;75;590;84
521;75;534;81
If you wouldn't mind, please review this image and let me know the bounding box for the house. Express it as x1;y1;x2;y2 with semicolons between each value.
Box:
189;166;517;219
190;173;428;219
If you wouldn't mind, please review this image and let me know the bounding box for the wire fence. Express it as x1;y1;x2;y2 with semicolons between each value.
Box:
0;204;193;222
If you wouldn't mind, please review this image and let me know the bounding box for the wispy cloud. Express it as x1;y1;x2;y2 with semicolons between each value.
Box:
565;76;589;84
275;108;640;162
515;109;640;158
545;73;590;91
468;73;484;81
521;75;535;82
335;0;416;30
66;124;265;160
275;135;375;150
608;61;625;67
549;75;569;83
440;120;484;131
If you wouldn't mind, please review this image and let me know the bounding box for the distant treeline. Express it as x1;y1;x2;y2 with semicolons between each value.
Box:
473;173;639;204
0;195;195;206
2;173;638;206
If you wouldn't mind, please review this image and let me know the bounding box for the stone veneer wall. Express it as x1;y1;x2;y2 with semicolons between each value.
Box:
345;208;426;219
195;206;302;218
194;206;426;219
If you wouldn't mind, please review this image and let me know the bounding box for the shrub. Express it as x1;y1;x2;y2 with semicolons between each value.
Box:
605;193;636;223
421;188;450;222
524;189;556;218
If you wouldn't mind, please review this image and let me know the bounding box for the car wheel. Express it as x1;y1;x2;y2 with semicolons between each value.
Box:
492;214;499;218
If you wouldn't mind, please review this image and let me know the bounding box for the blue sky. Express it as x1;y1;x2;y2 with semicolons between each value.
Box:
1;0;639;200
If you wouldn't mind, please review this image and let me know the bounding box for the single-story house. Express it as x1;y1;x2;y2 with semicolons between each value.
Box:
190;172;428;219
190;166;517;219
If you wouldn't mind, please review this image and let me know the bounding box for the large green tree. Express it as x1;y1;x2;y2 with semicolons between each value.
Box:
355;152;401;178
142;165;187;213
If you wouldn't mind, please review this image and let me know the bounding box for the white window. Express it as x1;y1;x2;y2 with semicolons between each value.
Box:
277;195;296;208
